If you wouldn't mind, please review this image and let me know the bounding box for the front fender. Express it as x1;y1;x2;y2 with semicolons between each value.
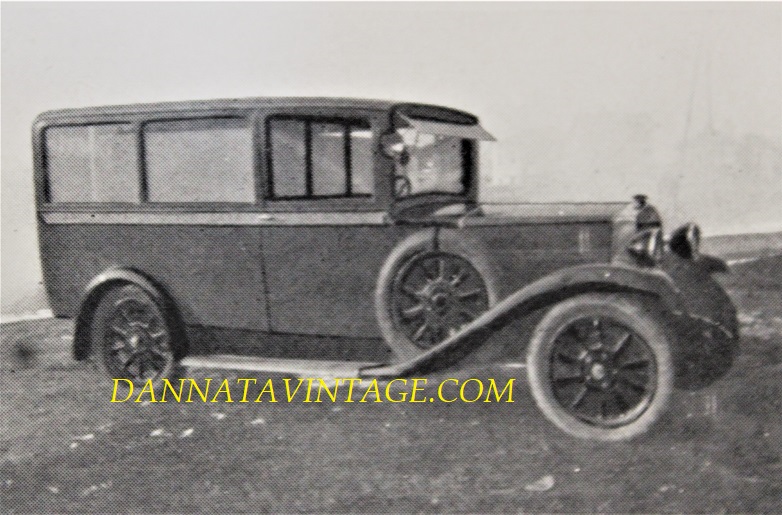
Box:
361;263;686;377
658;253;739;389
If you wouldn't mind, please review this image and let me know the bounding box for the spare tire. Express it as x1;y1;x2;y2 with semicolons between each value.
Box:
375;231;499;361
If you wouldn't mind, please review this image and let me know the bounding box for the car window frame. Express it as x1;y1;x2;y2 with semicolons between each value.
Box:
141;115;257;205
34;106;397;215
261;110;387;213
37;109;266;213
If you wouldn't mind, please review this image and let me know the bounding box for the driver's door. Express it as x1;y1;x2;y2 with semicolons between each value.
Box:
259;112;408;338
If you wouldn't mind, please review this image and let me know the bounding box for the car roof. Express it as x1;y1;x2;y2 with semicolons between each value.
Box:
35;97;471;120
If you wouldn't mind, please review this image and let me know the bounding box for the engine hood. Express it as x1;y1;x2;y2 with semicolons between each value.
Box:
460;202;629;227
393;199;658;231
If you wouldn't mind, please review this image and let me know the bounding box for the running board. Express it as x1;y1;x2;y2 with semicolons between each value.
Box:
181;354;381;377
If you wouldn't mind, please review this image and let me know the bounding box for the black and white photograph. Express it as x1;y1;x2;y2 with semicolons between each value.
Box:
1;2;781;512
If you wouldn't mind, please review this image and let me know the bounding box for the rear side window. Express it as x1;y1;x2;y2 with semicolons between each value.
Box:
268;117;373;199
45;124;139;203
143;117;254;203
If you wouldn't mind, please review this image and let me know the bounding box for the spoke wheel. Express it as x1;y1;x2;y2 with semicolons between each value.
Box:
527;294;673;441
91;284;176;384
391;251;489;350
549;317;657;427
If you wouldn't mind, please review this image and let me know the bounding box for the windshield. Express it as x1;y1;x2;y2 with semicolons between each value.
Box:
394;128;468;198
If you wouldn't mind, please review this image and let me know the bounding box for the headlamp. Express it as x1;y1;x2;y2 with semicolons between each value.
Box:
669;223;701;260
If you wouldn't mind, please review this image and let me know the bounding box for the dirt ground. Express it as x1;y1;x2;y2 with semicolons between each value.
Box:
2;256;781;513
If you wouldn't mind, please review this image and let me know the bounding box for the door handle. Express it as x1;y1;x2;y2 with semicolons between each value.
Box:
256;214;276;222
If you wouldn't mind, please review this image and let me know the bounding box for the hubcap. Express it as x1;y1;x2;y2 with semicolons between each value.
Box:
590;363;607;381
548;317;657;427
392;252;489;349
431;292;450;313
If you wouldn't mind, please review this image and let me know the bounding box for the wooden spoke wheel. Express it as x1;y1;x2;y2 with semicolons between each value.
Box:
527;294;673;441
391;251;489;349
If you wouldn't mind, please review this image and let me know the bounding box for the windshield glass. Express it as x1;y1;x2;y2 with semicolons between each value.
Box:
394;128;467;198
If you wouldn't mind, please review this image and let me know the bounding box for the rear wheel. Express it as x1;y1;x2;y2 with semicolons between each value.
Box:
526;294;673;441
91;284;177;385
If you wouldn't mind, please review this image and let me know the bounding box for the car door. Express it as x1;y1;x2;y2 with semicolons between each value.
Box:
259;111;407;338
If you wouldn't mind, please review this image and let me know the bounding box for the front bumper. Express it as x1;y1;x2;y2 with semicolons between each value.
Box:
660;254;739;390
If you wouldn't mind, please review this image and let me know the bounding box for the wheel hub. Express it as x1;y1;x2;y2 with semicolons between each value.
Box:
547;316;658;426
426;285;453;316
589;362;607;381
126;326;153;350
583;351;616;388
392;252;490;349
128;333;141;349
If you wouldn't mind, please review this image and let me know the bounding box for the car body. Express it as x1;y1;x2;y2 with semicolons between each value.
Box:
33;97;739;440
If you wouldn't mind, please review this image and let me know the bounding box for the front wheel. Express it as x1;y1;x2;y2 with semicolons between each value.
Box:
526;294;673;441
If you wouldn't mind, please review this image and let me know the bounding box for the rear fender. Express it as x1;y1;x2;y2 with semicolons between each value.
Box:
361;263;685;377
73;268;187;360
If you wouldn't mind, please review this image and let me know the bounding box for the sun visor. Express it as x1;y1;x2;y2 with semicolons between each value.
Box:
400;115;496;141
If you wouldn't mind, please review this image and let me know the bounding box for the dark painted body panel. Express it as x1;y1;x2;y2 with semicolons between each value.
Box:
262;225;416;337
42;212;617;343
40;223;269;330
448;222;614;298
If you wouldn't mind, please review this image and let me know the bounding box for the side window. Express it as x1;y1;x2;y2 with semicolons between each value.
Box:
144;117;254;203
311;122;347;196
45;124;139;203
268;117;373;199
350;126;374;195
268;119;307;198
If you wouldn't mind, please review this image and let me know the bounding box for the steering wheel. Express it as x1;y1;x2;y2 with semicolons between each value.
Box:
394;175;412;197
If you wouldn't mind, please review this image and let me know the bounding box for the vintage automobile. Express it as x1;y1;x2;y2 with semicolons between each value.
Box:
34;97;738;440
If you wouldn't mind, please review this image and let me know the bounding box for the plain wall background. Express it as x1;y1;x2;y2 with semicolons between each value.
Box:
2;2;781;315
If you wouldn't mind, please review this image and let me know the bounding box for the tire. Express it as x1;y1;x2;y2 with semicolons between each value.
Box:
91;283;179;387
375;232;498;362
526;294;673;441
